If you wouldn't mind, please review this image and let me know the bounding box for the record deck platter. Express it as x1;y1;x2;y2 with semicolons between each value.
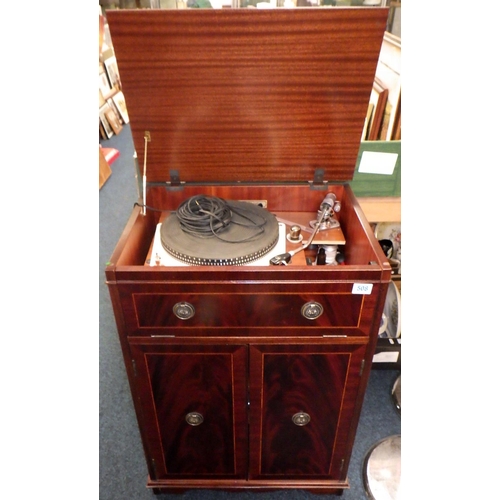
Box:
151;221;287;267
151;195;284;266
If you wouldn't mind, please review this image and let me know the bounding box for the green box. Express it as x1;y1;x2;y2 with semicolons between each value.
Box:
350;141;401;197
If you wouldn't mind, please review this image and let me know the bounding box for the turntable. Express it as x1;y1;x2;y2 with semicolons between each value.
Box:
105;7;391;496
150;218;287;267
152;196;283;266
147;193;346;267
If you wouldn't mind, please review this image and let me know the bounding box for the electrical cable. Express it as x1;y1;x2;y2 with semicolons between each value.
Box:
175;195;267;243
134;202;165;212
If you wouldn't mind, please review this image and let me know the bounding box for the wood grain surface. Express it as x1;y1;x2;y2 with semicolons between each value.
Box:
106;8;388;183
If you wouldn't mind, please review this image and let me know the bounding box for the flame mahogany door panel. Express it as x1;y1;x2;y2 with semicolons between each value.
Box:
248;343;367;480
129;343;248;480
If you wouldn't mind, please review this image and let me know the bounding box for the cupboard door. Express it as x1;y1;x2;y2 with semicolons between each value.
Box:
129;343;248;480
248;343;366;480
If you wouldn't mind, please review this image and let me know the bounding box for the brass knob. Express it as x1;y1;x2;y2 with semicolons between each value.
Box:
288;225;302;242
185;412;204;426
173;302;195;320
301;301;323;320
292;412;311;426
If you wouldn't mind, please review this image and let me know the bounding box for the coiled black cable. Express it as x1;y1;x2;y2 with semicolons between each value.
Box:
175;195;267;242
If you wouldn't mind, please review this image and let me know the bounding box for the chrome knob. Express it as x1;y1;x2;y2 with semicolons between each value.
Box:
301;301;323;320
173;302;195;320
292;412;311;426
185;412;204;426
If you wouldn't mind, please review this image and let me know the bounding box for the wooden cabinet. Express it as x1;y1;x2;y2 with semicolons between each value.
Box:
105;7;391;495
106;190;391;494
119;323;374;491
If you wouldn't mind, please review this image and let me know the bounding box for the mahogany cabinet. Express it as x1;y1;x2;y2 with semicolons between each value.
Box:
105;7;391;495
126;340;368;486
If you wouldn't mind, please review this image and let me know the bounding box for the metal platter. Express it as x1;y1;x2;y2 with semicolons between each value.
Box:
160;198;279;266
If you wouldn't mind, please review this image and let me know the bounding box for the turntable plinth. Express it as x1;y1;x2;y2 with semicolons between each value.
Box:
145;211;346;267
105;7;391;496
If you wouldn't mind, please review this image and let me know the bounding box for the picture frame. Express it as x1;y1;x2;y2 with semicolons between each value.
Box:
374;33;401;140
391;91;401;140
99;71;113;100
112;91;129;124
367;80;388;141
99;88;106;108
99;121;107;141
379;97;392;141
104;55;121;90
105;106;123;135
99;103;114;139
106;97;123;125
362;102;374;141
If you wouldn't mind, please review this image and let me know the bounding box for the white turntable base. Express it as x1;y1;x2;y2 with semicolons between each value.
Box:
149;222;287;267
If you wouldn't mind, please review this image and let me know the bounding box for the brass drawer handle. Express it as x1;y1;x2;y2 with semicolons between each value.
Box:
301;301;323;320
185;412;204;426
292;412;311;426
173;302;195;320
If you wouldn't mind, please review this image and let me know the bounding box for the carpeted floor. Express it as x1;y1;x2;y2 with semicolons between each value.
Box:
99;124;401;500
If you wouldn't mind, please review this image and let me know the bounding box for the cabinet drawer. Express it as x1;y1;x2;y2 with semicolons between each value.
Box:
130;292;365;334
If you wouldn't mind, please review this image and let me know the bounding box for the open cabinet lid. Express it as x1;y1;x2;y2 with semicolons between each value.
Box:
106;7;388;184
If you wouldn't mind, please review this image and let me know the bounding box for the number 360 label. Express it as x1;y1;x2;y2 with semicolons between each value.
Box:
352;283;373;295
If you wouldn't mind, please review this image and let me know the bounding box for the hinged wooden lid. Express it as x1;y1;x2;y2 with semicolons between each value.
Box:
106;8;388;184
